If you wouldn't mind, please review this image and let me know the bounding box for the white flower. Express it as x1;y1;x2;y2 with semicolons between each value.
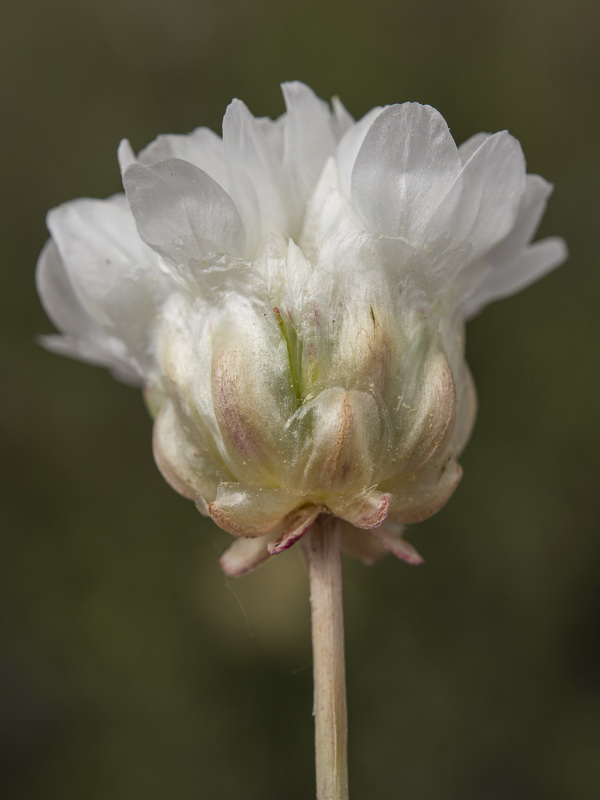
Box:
37;82;566;575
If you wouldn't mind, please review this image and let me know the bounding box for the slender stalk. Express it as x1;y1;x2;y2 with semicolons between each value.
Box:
306;515;349;800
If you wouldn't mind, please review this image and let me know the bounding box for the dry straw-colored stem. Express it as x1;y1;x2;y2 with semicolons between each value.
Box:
306;516;349;800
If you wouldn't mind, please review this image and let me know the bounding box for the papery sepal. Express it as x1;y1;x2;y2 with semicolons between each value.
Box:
268;505;324;555
219;536;272;577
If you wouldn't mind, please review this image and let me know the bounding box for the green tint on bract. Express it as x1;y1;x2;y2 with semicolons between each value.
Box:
274;306;304;405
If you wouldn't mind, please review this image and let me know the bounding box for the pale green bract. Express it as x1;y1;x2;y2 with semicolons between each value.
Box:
37;83;566;575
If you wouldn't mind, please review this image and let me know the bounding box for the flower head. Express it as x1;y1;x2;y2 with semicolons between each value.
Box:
37;83;566;575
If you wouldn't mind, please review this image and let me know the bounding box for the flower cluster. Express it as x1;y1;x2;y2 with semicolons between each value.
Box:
37;83;566;575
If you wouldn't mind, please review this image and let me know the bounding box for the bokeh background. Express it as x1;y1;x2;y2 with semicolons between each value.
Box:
2;0;599;798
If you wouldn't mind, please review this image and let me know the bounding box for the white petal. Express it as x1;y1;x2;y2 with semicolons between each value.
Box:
335;106;383;199
465;237;567;317
299;158;365;256
254;114;286;161
351;103;463;241
117;139;136;172
40;334;141;384
427;131;526;258
222;98;286;247
458;132;490;164
123;158;246;262
331;96;355;138
47;195;160;321
36;239;142;382
137;127;229;189
37;238;100;341
281;82;338;227
47;194;167;367
486;175;554;266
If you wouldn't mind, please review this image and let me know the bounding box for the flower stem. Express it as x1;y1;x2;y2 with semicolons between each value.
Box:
306;516;349;800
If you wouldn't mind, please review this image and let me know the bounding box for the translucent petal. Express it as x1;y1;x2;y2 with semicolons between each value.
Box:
46;195;168;372
465;237;567;317
335;106;383;199
123;158;246;262
299;159;365;258
485;175;554;266
458;132;490;164
427;131;526;259
117;139;136;172
222;98;286;247
331;95;355;139
37;241;141;382
351;103;463;242
37;239;103;343
281;81;338;229
137;127;229;190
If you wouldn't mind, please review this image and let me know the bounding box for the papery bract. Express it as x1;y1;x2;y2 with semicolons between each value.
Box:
37;83;566;574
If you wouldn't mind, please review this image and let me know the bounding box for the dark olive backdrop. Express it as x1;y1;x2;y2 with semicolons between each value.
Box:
2;1;599;798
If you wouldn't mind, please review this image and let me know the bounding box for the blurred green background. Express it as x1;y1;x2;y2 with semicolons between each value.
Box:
2;0;599;798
